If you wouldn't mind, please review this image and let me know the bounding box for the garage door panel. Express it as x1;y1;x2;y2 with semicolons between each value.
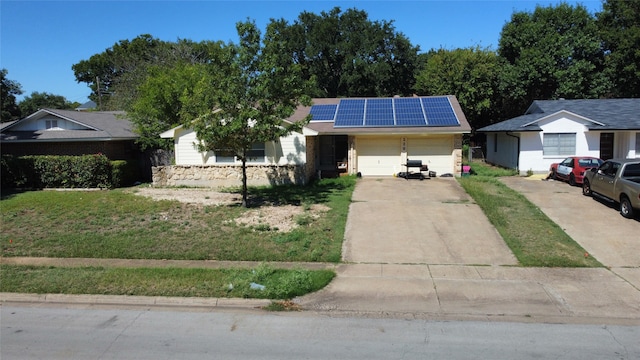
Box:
357;138;401;176
407;138;453;175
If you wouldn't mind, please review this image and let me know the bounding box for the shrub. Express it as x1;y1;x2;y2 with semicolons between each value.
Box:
111;160;139;188
1;154;113;189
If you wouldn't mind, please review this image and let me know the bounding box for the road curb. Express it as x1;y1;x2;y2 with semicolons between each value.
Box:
0;292;271;310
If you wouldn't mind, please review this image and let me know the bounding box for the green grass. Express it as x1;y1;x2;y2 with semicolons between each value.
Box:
0;263;335;300
458;169;601;267
468;161;519;177
1;176;355;262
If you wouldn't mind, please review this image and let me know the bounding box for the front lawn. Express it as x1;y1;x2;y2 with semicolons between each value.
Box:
0;263;335;299
1;176;355;262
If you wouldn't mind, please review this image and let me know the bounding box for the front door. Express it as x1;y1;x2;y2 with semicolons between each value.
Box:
600;133;614;160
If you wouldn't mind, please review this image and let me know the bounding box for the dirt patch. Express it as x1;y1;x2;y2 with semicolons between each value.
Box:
128;187;329;232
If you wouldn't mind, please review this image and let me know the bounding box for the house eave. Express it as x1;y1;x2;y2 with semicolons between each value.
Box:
522;110;606;127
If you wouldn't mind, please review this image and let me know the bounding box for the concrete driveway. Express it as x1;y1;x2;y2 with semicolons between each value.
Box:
298;176;640;322
342;177;517;265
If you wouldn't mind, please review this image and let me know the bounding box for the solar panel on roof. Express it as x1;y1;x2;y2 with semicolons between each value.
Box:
421;97;459;126
309;104;337;121
394;98;426;126
334;99;365;127
365;98;394;126
327;96;460;128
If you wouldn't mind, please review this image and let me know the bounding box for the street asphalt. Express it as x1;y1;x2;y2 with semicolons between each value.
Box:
2;176;639;325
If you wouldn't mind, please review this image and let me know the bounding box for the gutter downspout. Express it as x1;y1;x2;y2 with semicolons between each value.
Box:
506;131;520;173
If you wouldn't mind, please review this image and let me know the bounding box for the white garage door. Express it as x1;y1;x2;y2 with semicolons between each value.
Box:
357;138;401;176
407;137;453;175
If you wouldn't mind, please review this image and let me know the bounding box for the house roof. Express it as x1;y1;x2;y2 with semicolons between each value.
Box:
288;95;471;135
75;100;97;111
478;98;640;132
0;108;138;142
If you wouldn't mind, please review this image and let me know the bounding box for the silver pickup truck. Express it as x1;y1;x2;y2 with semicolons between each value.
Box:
582;158;640;218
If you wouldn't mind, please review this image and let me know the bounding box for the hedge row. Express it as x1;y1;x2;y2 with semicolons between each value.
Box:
1;154;139;189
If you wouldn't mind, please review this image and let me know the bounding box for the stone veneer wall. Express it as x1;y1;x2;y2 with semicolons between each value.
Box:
454;134;463;176
152;164;307;188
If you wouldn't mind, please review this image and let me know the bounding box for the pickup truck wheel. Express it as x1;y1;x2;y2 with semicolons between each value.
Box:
582;179;592;196
620;196;634;219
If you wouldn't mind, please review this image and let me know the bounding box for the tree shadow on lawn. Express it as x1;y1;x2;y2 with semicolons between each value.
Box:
245;176;354;208
0;188;27;201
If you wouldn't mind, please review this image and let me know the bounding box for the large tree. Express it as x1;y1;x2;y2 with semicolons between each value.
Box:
128;21;312;207
72;34;166;110
72;35;220;111
413;47;501;132
1;69;23;121
191;20;312;207
268;7;420;98
127;61;220;150
597;0;640;98
18;92;78;115
497;3;608;117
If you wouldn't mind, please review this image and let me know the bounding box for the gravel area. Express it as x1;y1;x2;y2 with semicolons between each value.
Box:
128;187;328;232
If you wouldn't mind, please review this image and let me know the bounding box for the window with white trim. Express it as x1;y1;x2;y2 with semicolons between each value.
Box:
543;133;575;156
45;119;58;129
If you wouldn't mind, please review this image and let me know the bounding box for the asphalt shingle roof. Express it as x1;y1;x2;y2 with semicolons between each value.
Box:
478;99;640;132
0;109;137;142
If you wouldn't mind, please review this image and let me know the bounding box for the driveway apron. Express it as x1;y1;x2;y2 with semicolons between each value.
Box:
342;177;517;266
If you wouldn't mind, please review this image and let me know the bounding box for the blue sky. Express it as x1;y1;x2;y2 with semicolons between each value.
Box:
1;0;602;104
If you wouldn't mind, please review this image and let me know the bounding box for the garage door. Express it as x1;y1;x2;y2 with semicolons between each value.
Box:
407;137;453;175
357;138;401;176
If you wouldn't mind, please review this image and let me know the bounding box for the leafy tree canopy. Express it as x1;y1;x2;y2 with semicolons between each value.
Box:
267;7;420;97
498;3;608;117
72;35;221;111
597;0;640;97
18;92;78;115
1;69;23;121
414;47;501;132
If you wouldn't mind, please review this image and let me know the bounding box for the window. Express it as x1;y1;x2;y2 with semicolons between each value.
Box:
215;150;235;163
246;143;266;163
45;119;58;129
214;143;266;163
493;134;498;153
543;133;575;156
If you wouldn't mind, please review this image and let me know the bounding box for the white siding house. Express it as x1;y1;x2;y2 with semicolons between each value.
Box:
160;125;306;166
479;99;640;175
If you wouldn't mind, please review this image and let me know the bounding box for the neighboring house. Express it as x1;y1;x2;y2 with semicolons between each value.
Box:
0;108;140;161
477;99;640;175
154;95;471;187
75;100;97;111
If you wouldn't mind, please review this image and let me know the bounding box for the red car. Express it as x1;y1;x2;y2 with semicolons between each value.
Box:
549;156;603;186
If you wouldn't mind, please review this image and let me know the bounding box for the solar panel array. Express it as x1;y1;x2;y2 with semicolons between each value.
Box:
309;97;460;127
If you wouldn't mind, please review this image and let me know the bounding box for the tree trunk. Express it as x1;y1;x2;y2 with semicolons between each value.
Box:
241;157;248;208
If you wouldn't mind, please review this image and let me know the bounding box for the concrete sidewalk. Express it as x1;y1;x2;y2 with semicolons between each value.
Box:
2;257;638;324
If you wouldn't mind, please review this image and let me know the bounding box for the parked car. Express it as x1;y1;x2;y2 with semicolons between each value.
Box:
549;156;603;186
582;158;640;219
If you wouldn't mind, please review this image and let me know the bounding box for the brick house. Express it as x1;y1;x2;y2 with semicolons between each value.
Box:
0;108;140;161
